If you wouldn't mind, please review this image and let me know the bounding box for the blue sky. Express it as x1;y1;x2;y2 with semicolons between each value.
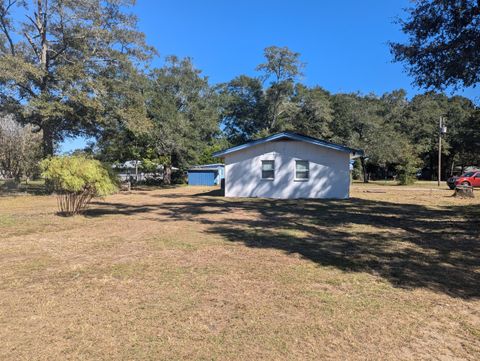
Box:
61;0;478;153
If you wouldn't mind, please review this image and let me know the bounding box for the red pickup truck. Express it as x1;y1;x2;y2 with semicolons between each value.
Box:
455;171;480;187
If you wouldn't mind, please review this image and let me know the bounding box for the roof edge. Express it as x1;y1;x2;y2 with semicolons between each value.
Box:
212;132;364;158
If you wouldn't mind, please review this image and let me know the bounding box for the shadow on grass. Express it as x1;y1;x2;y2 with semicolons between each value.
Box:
0;181;47;196
88;190;480;299
192;188;225;197
132;184;185;192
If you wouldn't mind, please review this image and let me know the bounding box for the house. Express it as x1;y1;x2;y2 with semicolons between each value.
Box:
113;161;178;182
187;163;225;186
212;132;363;199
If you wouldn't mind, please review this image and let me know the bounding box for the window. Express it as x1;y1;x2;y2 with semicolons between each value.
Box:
295;160;309;180
261;160;275;179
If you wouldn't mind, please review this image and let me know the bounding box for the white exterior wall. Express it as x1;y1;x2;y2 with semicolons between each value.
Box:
224;140;351;199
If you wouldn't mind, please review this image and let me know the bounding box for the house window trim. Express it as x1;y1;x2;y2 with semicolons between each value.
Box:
261;160;275;180
294;160;310;181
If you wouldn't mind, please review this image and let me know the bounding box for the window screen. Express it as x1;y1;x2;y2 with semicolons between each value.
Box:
295;160;309;179
261;160;275;179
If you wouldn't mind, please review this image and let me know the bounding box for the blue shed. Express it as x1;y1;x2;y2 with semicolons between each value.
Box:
187;164;225;186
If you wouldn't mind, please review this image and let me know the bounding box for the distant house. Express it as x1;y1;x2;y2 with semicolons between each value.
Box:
187;164;225;186
212;132;363;199
113;161;178;182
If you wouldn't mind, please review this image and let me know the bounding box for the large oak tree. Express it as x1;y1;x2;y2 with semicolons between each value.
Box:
0;0;153;156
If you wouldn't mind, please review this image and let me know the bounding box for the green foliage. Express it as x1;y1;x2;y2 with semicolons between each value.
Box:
0;0;154;156
257;46;305;132
98;56;221;183
396;143;422;185
197;138;230;165
390;0;480;90
256;46;305;84
351;159;363;181
41;156;118;196
222;46;312;141
40;156;118;215
220;75;266;142
140;158;160;173
147;56;220;169
289;85;334;139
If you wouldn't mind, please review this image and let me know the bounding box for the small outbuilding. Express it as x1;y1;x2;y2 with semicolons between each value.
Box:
212;132;363;199
187;163;225;186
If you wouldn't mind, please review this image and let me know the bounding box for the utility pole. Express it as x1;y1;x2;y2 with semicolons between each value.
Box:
438;117;447;187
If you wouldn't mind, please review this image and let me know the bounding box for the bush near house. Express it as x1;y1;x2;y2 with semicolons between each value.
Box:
40;156;118;216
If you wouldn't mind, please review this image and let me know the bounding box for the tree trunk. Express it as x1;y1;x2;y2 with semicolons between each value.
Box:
360;157;368;183
38;0;52;160
42;126;55;193
42;126;54;157
163;164;172;185
454;185;474;198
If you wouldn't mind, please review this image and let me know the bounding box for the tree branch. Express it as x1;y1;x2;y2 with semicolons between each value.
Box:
15;82;37;98
0;19;14;55
24;31;40;61
0;0;17;56
25;14;42;34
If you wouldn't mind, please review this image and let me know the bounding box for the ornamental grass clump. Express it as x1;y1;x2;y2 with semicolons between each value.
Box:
40;156;118;216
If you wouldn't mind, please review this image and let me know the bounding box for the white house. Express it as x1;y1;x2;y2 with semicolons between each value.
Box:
212;132;363;199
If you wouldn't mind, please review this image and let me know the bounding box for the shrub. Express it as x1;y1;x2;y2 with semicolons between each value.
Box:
351;159;363;180
397;166;417;185
396;145;421;185
40;156;118;216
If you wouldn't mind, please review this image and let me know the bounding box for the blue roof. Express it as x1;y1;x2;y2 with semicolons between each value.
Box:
212;132;364;158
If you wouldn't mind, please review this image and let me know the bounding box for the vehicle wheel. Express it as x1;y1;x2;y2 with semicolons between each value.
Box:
461;181;470;186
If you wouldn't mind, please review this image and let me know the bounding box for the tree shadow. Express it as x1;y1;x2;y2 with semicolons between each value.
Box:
192;188;225;197
87;190;479;299
0;181;47;196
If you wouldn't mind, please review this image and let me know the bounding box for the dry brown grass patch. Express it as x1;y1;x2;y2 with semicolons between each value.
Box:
0;185;479;360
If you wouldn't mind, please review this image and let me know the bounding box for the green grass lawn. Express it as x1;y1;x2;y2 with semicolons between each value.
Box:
0;186;478;360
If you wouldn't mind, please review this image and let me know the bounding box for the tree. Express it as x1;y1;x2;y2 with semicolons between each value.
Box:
221;46;305;142
0;0;153;157
256;46;305;132
220;75;266;142
146;57;220;182
289;84;334;139
396;141;422;185
390;0;480;90
331;92;417;182
40;156;118;215
0;113;42;180
331;93;386;182
401;93;452;179
96;56;223;184
197;136;230;165
457;109;480;166
441;96;478;175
